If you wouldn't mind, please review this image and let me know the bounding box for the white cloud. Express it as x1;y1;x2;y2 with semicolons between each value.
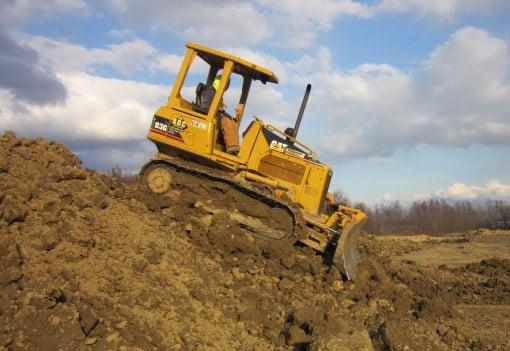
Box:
431;181;510;201
376;0;508;21
99;1;509;49
436;182;480;199
0;0;89;23
418;27;510;118
0;30;68;105
253;0;372;47
22;34;218;76
0;71;167;146
222;47;289;83
102;39;159;74
3;0;509;53
371;181;510;205
76;142;156;172
24;35;162;75
103;0;272;47
107;28;134;38
155;53;183;74
101;0;369;48
0;71;166;171
244;84;295;127
257;0;371;24
304;27;510;160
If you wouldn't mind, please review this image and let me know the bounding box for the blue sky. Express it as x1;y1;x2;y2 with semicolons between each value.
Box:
1;0;509;205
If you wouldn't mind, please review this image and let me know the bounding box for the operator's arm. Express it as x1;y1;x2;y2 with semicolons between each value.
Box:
218;99;233;119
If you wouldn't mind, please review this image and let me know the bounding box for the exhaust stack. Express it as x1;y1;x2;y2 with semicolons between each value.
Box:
291;83;312;139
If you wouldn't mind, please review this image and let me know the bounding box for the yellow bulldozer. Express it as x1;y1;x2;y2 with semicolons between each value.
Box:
142;42;366;279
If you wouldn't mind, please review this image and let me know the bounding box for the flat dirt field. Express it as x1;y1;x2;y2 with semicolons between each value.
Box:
373;231;509;350
1;131;508;350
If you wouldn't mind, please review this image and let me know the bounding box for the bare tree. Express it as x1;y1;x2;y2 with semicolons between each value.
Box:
333;189;350;206
360;198;510;235
106;165;139;184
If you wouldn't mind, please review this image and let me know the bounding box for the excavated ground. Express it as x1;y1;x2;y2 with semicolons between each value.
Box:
0;131;508;350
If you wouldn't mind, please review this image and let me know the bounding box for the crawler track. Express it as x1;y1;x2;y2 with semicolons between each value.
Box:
140;157;303;243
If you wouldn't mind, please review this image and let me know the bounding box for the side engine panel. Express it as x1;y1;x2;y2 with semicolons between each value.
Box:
246;123;332;214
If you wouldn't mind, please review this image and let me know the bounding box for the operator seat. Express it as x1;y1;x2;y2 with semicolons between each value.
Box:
192;82;208;114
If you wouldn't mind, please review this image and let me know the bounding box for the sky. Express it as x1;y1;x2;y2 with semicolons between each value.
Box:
0;0;509;205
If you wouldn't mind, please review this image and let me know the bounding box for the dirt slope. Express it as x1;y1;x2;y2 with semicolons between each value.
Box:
0;131;508;350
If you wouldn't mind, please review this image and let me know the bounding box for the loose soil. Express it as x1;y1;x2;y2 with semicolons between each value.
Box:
0;131;508;350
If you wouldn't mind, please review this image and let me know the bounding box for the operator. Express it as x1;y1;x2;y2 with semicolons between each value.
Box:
200;74;240;155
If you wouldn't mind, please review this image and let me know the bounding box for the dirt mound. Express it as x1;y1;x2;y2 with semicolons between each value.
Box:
455;259;510;277
443;259;510;305
1;131;508;350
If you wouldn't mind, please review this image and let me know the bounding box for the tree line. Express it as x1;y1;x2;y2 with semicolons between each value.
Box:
334;191;510;235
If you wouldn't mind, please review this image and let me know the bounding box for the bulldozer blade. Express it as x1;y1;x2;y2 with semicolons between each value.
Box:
333;216;366;281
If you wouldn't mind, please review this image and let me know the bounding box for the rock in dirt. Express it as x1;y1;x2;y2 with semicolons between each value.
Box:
77;304;99;335
313;328;373;351
286;325;311;345
332;280;344;291
200;215;213;227
84;337;97;345
0;239;22;285
231;267;246;280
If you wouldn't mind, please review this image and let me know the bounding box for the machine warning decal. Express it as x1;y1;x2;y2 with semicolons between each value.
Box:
151;116;188;142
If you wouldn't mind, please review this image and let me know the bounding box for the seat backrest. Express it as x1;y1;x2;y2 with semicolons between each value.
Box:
195;82;206;106
192;82;209;114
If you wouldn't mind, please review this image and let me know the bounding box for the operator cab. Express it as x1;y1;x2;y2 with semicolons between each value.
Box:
154;42;318;168
171;43;279;155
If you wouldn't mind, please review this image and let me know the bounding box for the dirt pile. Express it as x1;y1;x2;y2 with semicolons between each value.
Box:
0;131;508;350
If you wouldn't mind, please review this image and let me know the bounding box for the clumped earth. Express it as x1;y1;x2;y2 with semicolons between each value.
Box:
0;131;508;350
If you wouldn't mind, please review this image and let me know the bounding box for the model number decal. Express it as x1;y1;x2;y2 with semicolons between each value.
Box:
153;121;168;132
191;120;207;130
